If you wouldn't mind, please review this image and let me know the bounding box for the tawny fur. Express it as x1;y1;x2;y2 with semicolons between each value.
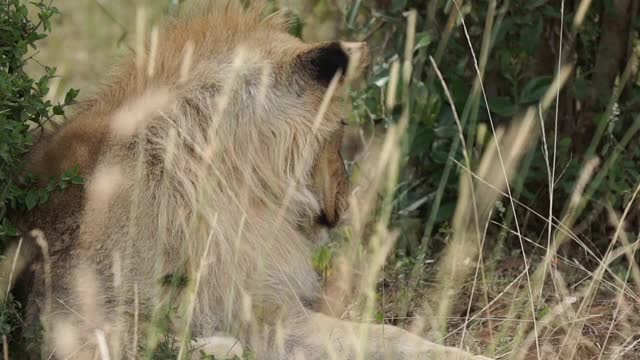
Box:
17;2;490;359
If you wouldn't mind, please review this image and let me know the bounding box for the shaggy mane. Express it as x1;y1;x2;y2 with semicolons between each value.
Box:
176;0;293;35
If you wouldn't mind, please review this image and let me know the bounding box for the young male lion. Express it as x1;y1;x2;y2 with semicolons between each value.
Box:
15;1;490;359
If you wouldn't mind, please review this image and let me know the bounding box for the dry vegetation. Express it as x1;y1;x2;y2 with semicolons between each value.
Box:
2;0;640;359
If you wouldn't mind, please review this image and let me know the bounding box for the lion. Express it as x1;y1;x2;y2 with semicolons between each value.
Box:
12;1;491;359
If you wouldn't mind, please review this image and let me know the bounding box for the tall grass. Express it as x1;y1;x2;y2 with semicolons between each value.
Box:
3;0;640;359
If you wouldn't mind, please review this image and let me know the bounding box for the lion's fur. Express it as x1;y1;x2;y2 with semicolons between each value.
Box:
20;0;349;354
16;2;490;359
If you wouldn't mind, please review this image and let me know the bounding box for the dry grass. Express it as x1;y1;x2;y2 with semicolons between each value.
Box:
5;1;640;359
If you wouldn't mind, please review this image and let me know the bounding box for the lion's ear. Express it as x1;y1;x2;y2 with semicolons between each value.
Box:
296;41;368;86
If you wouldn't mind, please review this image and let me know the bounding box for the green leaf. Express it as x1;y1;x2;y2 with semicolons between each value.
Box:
25;191;38;210
434;125;457;138
61;165;80;181
39;190;49;204
414;32;432;51
52;105;64;116
3;225;18;238
64;88;79;105
519;76;552;104
536;306;551;320
485;96;517;117
71;176;85;185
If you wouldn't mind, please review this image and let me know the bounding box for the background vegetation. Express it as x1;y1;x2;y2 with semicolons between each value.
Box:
1;0;640;358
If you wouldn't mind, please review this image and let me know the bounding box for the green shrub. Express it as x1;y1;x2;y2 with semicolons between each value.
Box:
0;0;79;246
345;0;640;259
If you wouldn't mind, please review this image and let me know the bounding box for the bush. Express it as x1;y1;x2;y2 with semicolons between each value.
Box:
0;0;79;247
0;1;81;348
343;0;640;260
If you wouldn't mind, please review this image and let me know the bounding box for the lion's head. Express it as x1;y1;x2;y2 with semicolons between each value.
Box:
144;4;369;245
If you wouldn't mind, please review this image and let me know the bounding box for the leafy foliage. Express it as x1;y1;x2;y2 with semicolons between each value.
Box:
341;0;640;261
0;294;20;337
0;0;79;244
